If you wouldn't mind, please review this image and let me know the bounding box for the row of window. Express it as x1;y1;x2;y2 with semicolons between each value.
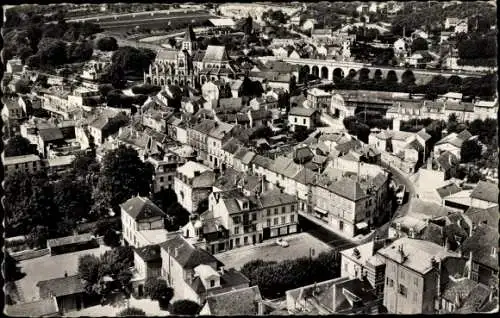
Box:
266;214;295;227
386;279;419;303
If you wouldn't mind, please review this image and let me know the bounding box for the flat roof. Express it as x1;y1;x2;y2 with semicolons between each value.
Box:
3;154;41;165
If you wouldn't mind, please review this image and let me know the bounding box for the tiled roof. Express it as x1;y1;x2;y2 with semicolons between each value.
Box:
39;128;64;142
160;235;221;269
436;182;462;199
289;107;317;117
203;45;231;63
135;244;162;262
442;277;477;302
120;196;166;220
436;151;459;171
325;178;369;201
470;181;498;203
37;275;85;298
461;225;499;270
251;154;273;169
205;286;262;316
456;284;492;313
417;129;432;141
4;297;59;317
464;206;499;227
222;137;241;154
445;102;474;112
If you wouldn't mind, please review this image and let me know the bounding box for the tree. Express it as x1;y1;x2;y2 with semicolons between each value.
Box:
14;79;32;94
118;307;146;316
96;37;118;51
411;37;428;52
460;139;482;163
72;151;100;179
112;46;156;76
289;75;297;94
168;38;177;48
144;278;174;304
447;113;459;133
293;126;311;142
92;145;153;215
37;37;68;67
66;41;94;63
28;225;50;249
401;69;416;86
4;135;34;157
53;175;92;228
78;254;102;292
131;84;162;95
243;15;253;36
4;252;22;282
170;300;201;315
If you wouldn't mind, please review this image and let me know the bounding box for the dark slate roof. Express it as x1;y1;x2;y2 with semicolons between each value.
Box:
4;297;59;317
39;128;64;142
160;235;221;269
120;196;166;220
470;181;499;203
289;107;317;117
461;225;499;270
36;275;85;298
456;283;492;313
222;137;241;154
465;206;499;227
251;154;273;169
326;178;369;201
205;286;262;316
134;244;162;262
442;277;478;302
436;183;462;199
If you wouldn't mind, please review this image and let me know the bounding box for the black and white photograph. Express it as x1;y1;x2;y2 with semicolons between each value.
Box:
1;1;498;316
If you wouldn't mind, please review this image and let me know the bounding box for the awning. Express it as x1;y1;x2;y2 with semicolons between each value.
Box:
356;222;369;230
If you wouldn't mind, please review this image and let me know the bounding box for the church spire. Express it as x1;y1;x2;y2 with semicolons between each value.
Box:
182;24;197;55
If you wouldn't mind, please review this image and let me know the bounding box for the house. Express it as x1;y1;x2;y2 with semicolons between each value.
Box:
131;244;163;297
306;88;332;111
286;276;380;314
407;50;434;68
454;19;468;34
440;276;493;313
473;99;498;120
440;31;453;44
188;188;299;253
2;98;26;137
6;58;24;74
2;154;43;176
460;224;499;286
440;92;463;103
159;234;250;304
120;196;169;247
147;152;186;192
249;96;278;110
36;275;87;314
200;286;264;315
232;147;256;173
206;121;235;169
174;161;215;213
378;237;464;314
434;130;472;160
433;151;460;180
411;29;429;40
88;111;128;146
4;297;60;317
288;107;320;131
469;181;499;209
301;19;317;31
341;238;389;297
114;126;159;161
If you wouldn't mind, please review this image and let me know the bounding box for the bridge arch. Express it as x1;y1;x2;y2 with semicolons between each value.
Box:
311;66;319;78
320;66;329;79
347;69;357;79
374;69;383;81
359;68;371;82
333;68;344;80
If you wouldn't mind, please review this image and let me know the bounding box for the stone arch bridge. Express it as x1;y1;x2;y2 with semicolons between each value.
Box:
278;58;487;85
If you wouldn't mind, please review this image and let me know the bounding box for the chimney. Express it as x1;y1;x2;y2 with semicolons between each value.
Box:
219;266;225;275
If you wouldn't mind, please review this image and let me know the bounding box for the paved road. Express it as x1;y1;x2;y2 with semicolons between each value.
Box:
381;161;415;219
299;216;356;251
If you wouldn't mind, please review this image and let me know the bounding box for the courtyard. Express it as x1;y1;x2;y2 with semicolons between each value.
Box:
216;232;332;270
16;246;111;303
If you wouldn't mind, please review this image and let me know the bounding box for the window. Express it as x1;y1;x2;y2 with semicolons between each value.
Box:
398;284;407;297
413;292;418;303
291;215;295;223
344;263;348;272
387;278;394;287
274;208;278;215
210;279;215;287
244;236;248;245
160;177;164;182
414;277;418;287
234;226;240;234
291;204;295;212
282;207;286;214
233;216;241;224
235;238;240;245
267;219;271;227
168;175;172;181
274;218;278;225
400;270;405;280
281;216;286;224
294;118;297;123
252;213;257;221
339;220;344;231
266;209;271;216
303;118;306;125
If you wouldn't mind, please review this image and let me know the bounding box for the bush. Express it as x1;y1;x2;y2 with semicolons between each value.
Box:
96;37;118;51
118;307;146;316
102;228;121;247
144;278;173;304
170;300;201;315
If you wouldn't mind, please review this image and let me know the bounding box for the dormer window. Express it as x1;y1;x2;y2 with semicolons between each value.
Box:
210;280;215;287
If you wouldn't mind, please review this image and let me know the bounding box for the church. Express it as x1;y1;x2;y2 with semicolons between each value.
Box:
144;25;241;88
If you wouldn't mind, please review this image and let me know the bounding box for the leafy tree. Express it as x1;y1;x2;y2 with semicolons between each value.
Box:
53;175;92;228
461;139;482;163
103;229;121;247
118;307;146;316
170;300;201;315
111;46;156;76
96;37;118;51
447;113;459;133
72;151;100;179
144;278;174;303
102;63;127;89
131;84;162;95
28;225;50;249
289;75;297;94
411;37;429;52
293;126;312;142
92;145;153;215
66;41;94;63
168;38;177;48
78;254;102;292
4;252;22;282
4;135;34;157
37;37;68;67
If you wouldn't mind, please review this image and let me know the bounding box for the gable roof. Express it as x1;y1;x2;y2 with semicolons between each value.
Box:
39;128;64;142
289;107;317;117
120;196;166;220
470;181;498;203
160;235;221;269
205;286;262;316
203;45;231;63
461;225;499;270
465;206;499;227
324;178;369;201
36;275;85;298
4;297;59;317
134;244;162;262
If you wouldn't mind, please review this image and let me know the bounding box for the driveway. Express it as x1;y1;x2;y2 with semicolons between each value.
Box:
216;232;332;270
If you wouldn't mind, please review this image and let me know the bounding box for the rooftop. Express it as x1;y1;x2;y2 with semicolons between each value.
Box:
36;274;85;298
2;154;41;166
120;196;166;221
177;161;210;178
4;297;59;317
160;235;221;269
47;233;94;248
134;244;162;263
289;107;317;117
470;181;498;203
377;237;458;274
205;285;262;316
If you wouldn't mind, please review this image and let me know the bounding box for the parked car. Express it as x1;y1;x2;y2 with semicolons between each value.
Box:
276;238;289;247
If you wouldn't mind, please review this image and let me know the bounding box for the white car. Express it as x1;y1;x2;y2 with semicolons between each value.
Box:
276;238;289;247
